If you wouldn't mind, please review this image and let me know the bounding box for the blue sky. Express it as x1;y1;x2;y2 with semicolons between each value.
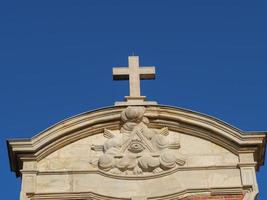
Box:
0;0;266;199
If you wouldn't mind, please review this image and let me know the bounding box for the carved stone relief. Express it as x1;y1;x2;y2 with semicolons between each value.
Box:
90;106;185;176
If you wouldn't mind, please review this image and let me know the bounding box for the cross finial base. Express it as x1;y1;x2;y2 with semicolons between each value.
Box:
114;96;157;106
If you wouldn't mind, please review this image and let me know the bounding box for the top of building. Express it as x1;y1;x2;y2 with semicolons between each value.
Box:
6;56;267;200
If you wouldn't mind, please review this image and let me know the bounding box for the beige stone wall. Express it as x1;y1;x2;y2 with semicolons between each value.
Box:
19;131;244;199
12;106;264;200
37;132;238;172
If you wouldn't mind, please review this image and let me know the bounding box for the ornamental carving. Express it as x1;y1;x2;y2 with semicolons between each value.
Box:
90;106;185;176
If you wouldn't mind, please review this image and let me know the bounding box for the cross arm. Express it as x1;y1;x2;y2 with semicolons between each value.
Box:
139;67;156;79
113;67;130;80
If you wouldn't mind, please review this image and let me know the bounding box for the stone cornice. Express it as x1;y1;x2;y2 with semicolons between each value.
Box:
7;105;266;177
26;187;246;200
20;164;240;180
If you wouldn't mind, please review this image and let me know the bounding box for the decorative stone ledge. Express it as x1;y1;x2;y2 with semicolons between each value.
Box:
181;194;244;200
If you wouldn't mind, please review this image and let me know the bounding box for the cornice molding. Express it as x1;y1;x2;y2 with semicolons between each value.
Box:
26;187;246;200
20;164;239;180
7;105;266;176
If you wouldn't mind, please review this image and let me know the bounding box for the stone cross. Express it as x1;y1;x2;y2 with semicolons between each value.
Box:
113;56;157;106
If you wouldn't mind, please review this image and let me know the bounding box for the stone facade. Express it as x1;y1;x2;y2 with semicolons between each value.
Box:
7;105;266;200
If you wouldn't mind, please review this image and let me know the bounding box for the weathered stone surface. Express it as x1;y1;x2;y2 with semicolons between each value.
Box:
34;169;241;197
31;106;247;199
36;174;72;193
38;107;238;176
8;105;266;200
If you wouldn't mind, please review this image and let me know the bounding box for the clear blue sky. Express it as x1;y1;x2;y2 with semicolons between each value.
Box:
0;0;266;199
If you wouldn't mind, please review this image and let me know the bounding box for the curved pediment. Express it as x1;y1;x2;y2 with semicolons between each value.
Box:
7;105;266;177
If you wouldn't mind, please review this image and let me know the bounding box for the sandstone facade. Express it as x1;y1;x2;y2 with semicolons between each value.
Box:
7;105;266;200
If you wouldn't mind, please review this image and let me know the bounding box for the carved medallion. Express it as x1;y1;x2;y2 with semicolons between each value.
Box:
90;106;185;176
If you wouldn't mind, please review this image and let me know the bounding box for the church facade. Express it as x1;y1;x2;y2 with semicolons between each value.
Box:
7;56;266;200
